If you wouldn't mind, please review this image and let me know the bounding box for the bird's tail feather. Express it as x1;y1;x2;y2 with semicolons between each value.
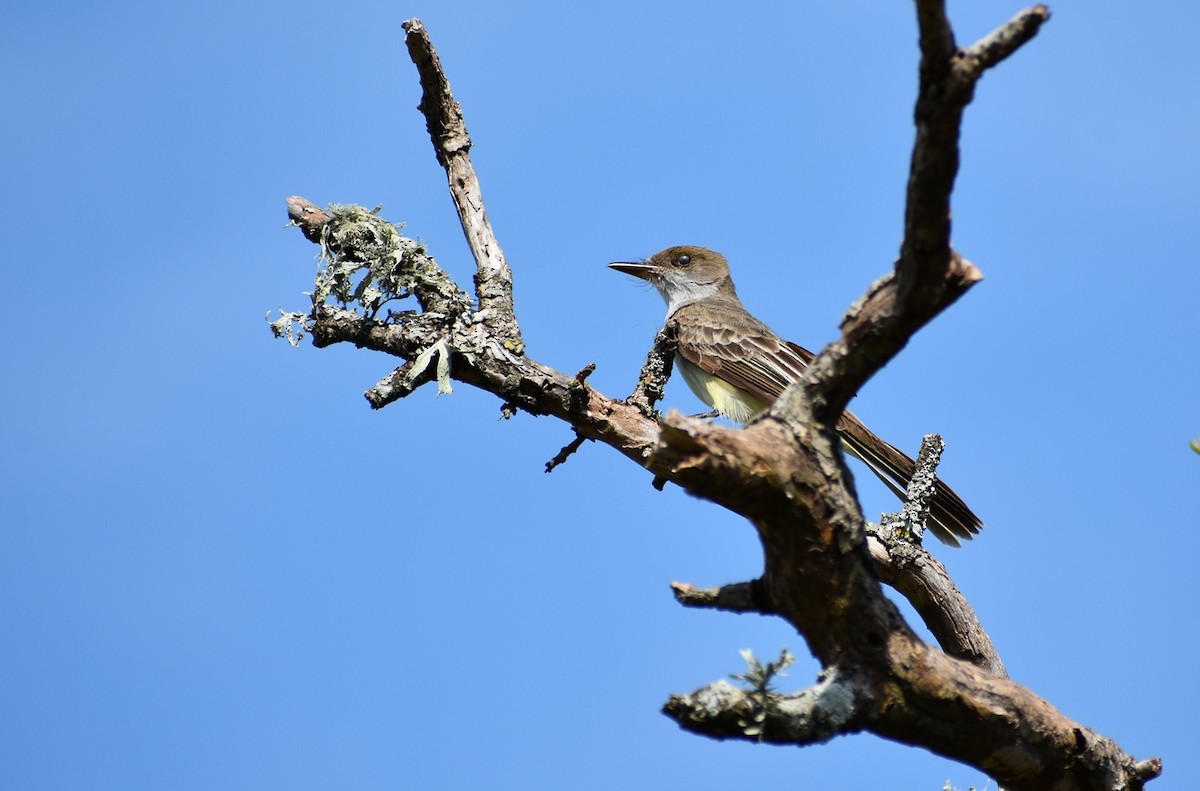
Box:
837;410;982;546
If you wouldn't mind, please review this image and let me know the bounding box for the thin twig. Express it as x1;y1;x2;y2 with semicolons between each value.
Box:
882;433;945;541
627;321;678;417
962;5;1052;74
546;433;588;473
365;361;426;409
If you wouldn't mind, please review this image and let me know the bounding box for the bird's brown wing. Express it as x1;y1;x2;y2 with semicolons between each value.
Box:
671;302;983;545
673;302;811;403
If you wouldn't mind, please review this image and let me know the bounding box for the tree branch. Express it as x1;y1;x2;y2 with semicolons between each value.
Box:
402;19;522;352
276;10;1160;789
365;360;434;409
867;526;1005;676
625;320;678;417
789;5;1047;424
868;434;1006;674
545;431;588;473
671;580;774;616
880;433;947;543
962;5;1052;75
665;663;865;746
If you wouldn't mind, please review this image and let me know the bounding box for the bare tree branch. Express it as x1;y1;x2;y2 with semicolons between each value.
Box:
671;580;773;615
790;6;1050;428
862;434;1007;674
545;432;588;473
964;4;1052;74
867;527;1005;676
625;321;678;418
274;9;1162;790
881;433;947;543
666;663;865;746
365;360;437;409
401;19;522;351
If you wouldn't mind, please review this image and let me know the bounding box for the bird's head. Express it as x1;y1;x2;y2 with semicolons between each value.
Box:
609;245;733;312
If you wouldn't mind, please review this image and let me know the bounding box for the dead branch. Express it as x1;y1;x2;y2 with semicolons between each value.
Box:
273;6;1161;789
401;19;521;350
670;580;773;615
867;526;1005;676
666;663;865;746
626;321;678;418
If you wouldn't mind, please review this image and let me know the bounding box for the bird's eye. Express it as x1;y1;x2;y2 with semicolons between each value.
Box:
677;254;692;267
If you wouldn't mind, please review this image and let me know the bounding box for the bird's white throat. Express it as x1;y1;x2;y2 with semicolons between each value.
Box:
656;276;722;317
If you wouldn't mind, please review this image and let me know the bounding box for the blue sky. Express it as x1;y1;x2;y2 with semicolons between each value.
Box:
2;1;1196;788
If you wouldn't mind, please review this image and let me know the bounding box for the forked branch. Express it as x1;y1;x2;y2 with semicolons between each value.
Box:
274;6;1160;789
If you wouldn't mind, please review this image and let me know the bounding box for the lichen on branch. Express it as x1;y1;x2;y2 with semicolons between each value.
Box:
306;204;471;321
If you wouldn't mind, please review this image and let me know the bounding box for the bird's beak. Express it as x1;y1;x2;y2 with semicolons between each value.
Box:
608;261;659;281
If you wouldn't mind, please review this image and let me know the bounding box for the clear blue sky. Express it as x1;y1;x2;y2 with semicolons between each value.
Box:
3;1;1196;788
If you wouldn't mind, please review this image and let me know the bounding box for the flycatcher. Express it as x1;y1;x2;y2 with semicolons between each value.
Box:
610;245;981;546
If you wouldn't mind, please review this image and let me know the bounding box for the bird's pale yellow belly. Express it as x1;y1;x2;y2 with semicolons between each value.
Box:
676;357;770;424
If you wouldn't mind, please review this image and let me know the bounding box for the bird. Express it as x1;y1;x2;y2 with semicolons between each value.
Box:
610;244;981;545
